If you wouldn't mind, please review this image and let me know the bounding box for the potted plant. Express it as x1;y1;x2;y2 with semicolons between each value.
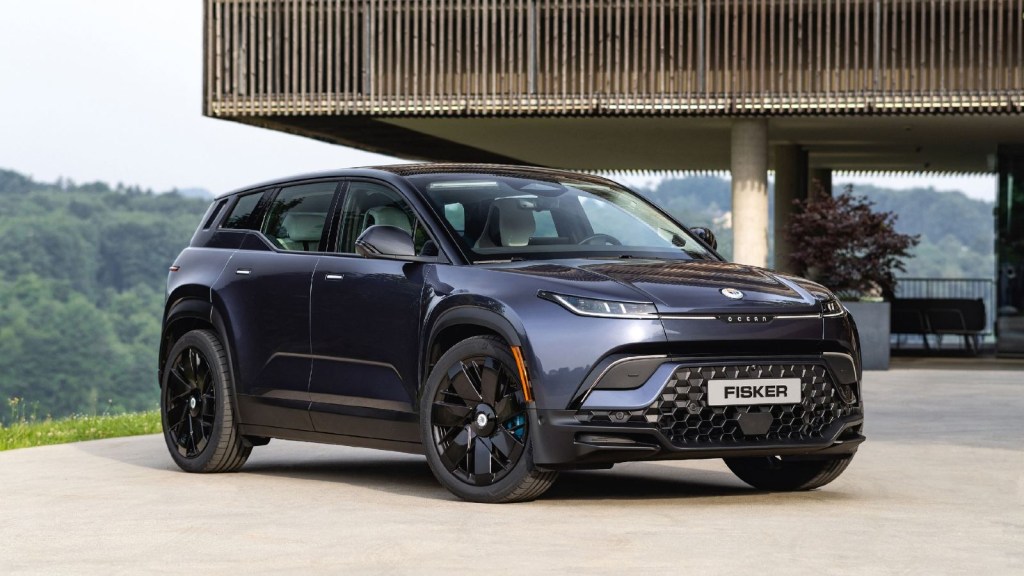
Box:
786;186;920;369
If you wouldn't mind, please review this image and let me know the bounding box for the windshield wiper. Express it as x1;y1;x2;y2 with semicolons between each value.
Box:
581;254;676;261
473;257;526;264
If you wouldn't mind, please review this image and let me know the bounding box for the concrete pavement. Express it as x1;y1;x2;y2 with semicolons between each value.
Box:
1;368;1021;575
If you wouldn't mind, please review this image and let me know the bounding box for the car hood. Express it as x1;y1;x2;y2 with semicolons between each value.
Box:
496;259;822;315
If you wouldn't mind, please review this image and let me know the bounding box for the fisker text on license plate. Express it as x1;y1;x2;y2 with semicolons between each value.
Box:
707;379;802;406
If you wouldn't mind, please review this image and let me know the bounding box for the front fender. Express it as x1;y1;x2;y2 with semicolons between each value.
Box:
426;300;525;348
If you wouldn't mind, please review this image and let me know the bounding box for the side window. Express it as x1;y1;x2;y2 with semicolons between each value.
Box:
262;181;337;251
222;191;265;230
336;182;430;255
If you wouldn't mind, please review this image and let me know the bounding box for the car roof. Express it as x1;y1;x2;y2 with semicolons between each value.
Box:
215;163;619;198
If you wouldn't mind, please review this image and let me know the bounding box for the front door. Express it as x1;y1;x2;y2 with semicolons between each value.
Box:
308;180;431;442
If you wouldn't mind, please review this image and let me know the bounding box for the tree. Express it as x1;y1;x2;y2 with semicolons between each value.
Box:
786;186;920;297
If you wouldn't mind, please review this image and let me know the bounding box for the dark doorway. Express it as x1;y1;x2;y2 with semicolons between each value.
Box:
996;145;1024;357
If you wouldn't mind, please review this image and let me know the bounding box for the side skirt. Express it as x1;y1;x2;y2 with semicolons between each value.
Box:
239;424;425;456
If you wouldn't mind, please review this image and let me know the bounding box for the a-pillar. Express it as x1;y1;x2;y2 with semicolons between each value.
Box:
731;119;769;268
773;145;805;274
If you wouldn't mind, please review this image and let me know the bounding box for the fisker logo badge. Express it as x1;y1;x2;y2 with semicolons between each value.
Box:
721;288;744;300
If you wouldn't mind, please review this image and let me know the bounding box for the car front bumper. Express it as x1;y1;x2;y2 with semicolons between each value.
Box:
529;354;865;469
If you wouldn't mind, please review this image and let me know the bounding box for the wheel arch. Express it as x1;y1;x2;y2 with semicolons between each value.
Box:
160;289;237;396
421;305;527;395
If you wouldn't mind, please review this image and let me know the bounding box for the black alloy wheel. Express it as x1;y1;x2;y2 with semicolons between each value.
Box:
432;355;526;486
161;329;251;473
164;345;215;458
421;336;557;503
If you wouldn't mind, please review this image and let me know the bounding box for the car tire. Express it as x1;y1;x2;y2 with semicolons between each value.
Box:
420;335;558;503
161;329;251;473
724;455;853;491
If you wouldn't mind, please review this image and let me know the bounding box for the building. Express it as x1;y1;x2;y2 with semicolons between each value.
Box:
202;0;1024;354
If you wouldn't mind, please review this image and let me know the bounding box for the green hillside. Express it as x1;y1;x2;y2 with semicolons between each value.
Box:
0;168;996;422
0;169;209;423
843;184;995;278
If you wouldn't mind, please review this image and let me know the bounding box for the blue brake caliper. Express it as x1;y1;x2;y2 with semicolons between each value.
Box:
504;414;526;440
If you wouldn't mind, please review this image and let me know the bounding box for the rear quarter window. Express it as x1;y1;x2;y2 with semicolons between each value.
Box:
202;199;228;230
222;192;265;230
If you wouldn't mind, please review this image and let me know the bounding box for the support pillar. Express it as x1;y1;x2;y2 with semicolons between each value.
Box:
731;119;769;268
773;144;804;274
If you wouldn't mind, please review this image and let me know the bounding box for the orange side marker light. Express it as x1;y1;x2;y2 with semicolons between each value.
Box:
510;346;533;403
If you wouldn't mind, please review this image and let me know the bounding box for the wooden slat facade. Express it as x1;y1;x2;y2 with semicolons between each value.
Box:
205;0;1024;117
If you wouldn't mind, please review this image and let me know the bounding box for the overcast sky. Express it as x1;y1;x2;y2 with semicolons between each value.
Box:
0;0;997;201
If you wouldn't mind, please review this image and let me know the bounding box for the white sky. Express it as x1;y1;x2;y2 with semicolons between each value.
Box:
0;1;398;195
0;1;998;202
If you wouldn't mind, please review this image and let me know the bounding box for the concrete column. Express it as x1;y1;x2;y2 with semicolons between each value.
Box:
773;144;803;274
731;119;769;268
809;167;833;202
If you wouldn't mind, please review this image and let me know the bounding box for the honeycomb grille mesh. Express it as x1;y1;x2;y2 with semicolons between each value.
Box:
577;362;861;447
648;363;858;446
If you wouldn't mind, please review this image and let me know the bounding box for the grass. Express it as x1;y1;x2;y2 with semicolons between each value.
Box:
1;401;161;451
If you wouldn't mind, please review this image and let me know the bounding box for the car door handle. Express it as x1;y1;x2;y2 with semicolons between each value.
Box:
235;268;251;276
324;273;344;281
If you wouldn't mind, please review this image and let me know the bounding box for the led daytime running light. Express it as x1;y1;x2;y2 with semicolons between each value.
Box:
539;291;658;319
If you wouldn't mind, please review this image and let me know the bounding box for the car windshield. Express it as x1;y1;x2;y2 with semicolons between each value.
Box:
408;172;717;263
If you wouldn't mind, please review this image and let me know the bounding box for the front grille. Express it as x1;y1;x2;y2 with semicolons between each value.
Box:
648;363;859;447
576;361;861;448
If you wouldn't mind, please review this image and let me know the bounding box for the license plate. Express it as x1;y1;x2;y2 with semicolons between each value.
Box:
707;379;802;406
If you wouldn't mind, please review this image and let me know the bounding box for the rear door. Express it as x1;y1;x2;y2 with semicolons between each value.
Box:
307;180;432;442
213;180;340;431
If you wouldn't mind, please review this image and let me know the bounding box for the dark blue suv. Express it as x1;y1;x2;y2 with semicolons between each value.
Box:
160;164;864;503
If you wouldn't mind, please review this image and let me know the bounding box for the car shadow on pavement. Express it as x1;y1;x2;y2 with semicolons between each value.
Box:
219;456;816;502
76;438;853;503
549;469;750;501
229;460;758;502
242;457;449;499
240;459;844;503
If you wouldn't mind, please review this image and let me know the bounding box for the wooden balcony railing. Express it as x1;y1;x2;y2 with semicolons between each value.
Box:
205;0;1024;116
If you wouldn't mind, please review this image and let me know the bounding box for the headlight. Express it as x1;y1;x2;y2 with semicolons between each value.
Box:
538;291;658;319
820;295;846;317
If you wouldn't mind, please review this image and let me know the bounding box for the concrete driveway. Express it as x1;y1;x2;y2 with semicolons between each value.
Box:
2;368;1021;575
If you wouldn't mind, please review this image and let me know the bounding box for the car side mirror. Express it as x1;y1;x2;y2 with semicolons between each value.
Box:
690;227;718;250
355;225;417;259
356;224;440;262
